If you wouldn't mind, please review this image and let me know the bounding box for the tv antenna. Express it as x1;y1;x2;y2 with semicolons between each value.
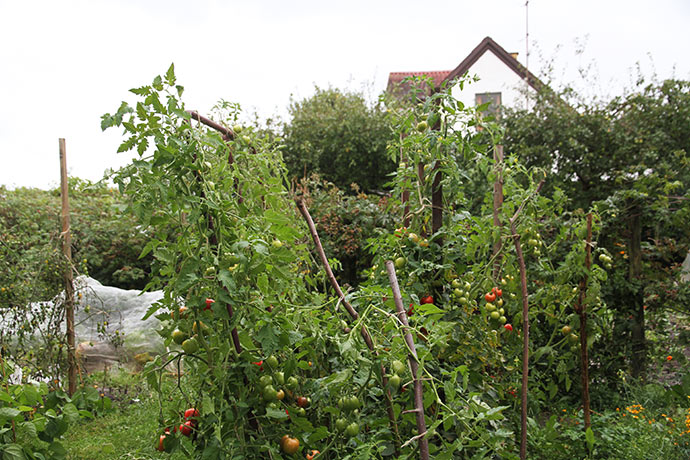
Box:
525;0;530;107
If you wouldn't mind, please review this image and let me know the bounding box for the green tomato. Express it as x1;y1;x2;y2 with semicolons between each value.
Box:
335;418;348;432
388;374;402;390
263;385;277;401
490;311;500;320
344;396;360;412
265;355;279;369
274;371;285;386
171;329;187;345
394;257;407;269
259;375;273;388
181;337;199;354
286;376;299;390
345;422;360;437
451;279;462;289
391;360;406;375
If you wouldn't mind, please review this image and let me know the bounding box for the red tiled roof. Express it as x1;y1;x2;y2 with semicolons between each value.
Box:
386;37;544;98
387;70;452;89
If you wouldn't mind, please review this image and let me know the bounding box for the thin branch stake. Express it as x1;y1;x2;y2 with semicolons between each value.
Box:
386;260;429;460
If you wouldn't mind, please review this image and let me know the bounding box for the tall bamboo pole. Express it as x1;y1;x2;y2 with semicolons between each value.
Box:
59;139;77;396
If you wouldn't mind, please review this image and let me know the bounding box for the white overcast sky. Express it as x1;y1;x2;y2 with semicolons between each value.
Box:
1;0;689;189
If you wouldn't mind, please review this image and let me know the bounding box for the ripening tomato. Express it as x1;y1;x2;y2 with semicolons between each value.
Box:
281;436;300;454
157;434;166;452
296;396;310;408
204;298;214;311
306;449;320;459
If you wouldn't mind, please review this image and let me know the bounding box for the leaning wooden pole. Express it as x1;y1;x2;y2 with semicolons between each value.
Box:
59;139;77;396
385;260;429;460
575;213;593;431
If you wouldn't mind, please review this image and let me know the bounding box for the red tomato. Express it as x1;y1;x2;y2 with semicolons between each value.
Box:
420;295;434;305
504;324;513;332
204;298;214;311
485;292;496;303
179;420;194;436
184;408;200;420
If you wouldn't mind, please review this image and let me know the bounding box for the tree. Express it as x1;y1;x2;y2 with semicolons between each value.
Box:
282;86;395;192
502;79;690;380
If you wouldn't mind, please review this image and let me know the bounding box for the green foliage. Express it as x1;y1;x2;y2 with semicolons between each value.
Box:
0;358;97;459
502;78;690;380
297;175;395;285
95;66;687;459
0;180;152;380
282;86;396;192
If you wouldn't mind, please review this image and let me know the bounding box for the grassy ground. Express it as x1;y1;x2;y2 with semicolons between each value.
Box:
64;373;186;460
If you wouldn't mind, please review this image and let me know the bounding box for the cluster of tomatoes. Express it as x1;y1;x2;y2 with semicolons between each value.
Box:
334;395;361;439
252;355;326;455
485;287;513;331
169;298;216;355
157;408;200;452
393;226;429;248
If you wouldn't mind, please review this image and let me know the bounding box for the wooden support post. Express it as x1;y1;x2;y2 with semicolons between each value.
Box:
509;179;544;460
431;162;443;241
575;213;593;431
492;145;504;279
59;139;77;396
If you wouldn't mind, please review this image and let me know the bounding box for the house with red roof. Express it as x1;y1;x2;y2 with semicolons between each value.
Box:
387;37;542;115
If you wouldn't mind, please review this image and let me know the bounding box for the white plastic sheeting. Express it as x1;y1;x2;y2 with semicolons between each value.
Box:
73;276;165;372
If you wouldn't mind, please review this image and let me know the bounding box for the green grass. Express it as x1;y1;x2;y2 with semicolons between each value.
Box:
64;373;186;460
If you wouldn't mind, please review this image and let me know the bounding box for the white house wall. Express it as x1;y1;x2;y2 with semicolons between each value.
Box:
449;50;535;111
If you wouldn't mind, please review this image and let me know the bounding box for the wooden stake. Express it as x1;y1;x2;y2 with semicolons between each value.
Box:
59;139;77;396
575;213;593;431
492;145;504;279
385;261;429;460
508;179;544;460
